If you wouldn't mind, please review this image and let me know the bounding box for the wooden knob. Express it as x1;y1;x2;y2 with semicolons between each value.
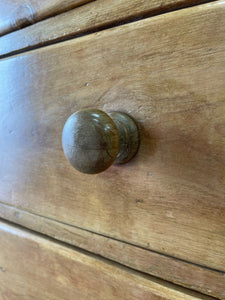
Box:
62;109;139;174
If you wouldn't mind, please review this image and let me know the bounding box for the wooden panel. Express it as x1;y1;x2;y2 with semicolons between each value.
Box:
0;0;92;37
0;203;224;299
0;221;214;300
0;0;225;274
0;0;212;57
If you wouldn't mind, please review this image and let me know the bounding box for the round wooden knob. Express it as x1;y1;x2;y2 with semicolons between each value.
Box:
62;109;139;174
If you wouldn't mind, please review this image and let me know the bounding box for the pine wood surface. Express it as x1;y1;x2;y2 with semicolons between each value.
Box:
0;0;224;283
0;221;216;300
0;0;92;37
0;203;224;299
0;0;213;57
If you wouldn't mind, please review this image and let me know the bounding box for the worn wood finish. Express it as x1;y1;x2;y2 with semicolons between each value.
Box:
0;0;225;275
0;0;92;37
0;203;224;299
0;0;214;57
0;221;216;300
62;109;120;174
62;109;140;173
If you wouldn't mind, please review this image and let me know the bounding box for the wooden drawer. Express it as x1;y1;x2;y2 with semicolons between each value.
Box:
0;0;92;36
0;1;225;298
0;0;211;57
0;221;215;300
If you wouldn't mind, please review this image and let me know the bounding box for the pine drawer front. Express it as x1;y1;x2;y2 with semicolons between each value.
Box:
0;0;214;57
0;0;93;36
0;221;215;300
0;0;225;280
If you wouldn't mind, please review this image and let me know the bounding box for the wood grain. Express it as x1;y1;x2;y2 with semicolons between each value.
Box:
0;0;215;57
0;0;93;37
0;220;216;300
0;0;225;277
0;203;224;299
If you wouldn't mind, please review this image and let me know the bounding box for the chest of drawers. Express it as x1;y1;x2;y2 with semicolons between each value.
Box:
0;1;225;299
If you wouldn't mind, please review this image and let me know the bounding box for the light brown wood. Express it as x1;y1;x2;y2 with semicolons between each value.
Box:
0;0;214;57
0;203;224;299
0;221;216;300
0;0;225;280
0;0;93;37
